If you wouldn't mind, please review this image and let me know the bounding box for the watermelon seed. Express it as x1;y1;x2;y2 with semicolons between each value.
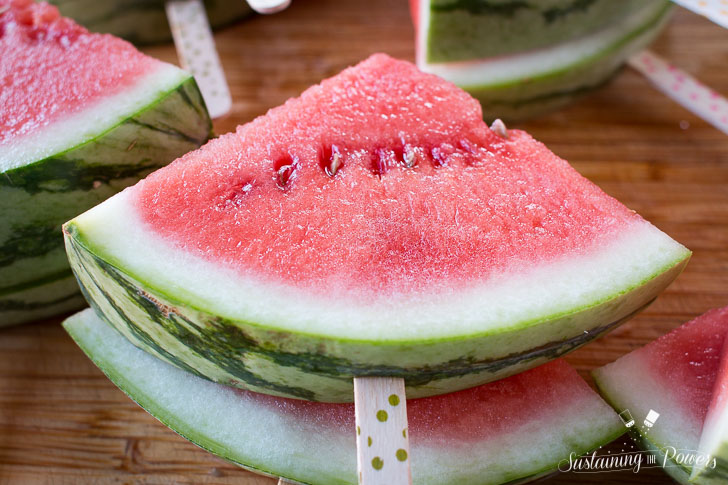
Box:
367;436;372;447
277;165;293;187
376;410;388;422
490;118;509;139
326;145;343;177
403;146;418;168
396;449;408;462
388;394;400;406
371;457;383;470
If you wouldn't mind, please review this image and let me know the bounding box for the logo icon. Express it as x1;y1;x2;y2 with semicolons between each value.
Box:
619;409;635;428
644;409;660;428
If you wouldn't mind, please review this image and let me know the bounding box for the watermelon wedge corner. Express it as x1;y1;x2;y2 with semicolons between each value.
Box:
63;308;624;485
412;0;674;121
64;54;690;402
1;0;211;326
593;306;728;484
47;0;252;45
693;321;728;483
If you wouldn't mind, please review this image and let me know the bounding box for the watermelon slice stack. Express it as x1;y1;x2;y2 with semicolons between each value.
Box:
594;306;728;484
0;0;211;326
412;0;674;121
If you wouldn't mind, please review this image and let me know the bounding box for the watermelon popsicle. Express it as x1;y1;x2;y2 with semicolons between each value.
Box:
0;0;211;326
63;54;690;402
63;308;625;485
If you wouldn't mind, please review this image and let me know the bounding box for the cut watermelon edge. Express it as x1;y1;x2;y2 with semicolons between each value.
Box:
63;308;625;485
64;197;689;401
418;0;672;90
0;62;195;173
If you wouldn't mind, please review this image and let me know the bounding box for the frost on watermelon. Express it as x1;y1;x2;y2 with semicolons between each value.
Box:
593;306;728;484
64;54;689;402
63;308;624;485
412;0;674;121
47;0;252;45
0;0;211;326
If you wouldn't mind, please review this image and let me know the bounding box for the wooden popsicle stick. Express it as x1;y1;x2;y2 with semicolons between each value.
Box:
353;377;412;485
671;0;728;30
246;0;291;15
628;50;728;136
165;0;232;118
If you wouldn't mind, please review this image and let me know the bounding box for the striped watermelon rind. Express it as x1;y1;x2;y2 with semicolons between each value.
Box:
63;308;625;485
64;208;689;402
1;75;211;327
47;0;252;45
417;0;674;121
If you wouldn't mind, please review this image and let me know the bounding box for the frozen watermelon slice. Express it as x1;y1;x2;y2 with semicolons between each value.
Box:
594;306;728;484
64;54;689;402
0;0;211;326
412;0;674;121
63;308;624;485
48;0;252;45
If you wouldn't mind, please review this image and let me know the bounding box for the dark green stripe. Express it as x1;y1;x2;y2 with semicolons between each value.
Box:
432;0;598;21
0;224;60;268
0;292;81;311
1;158;162;193
0;268;74;296
70;239;317;400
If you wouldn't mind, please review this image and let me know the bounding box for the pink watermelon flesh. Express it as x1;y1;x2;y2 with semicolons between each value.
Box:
0;0;159;146
135;53;639;297
256;358;608;446
594;306;728;475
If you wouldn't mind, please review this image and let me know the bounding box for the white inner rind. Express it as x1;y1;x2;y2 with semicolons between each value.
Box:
66;308;622;485
594;353;701;459
73;189;688;341
417;1;667;87
0;62;189;173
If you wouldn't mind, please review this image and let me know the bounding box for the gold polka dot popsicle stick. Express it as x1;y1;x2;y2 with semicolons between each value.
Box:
165;0;231;118
353;377;412;485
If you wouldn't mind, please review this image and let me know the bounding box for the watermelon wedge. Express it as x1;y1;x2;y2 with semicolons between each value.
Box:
412;0;674;121
47;0;252;45
693;328;728;482
1;0;211;326
63;308;624;485
64;54;690;402
593;306;728;484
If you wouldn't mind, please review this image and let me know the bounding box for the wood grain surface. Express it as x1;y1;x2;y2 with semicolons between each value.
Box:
2;1;727;484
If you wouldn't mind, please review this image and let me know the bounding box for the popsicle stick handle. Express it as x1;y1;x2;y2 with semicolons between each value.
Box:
629;50;728;135
246;0;291;15
671;0;728;29
353;377;412;485
165;0;232;118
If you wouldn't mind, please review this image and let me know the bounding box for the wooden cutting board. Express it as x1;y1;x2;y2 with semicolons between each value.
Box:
1;1;727;483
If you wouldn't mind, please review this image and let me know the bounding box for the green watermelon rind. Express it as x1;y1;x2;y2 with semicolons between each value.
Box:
63;308;625;485
421;1;673;121
64;215;690;401
423;0;653;63
0;76;212;327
